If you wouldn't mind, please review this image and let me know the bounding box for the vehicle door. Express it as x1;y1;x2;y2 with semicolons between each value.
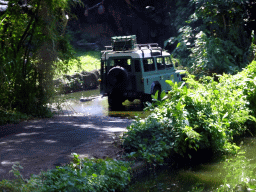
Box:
132;59;143;92
106;57;132;92
164;56;176;91
155;57;167;91
142;58;158;94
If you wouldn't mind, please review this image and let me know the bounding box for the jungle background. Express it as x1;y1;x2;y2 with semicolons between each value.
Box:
1;0;256;121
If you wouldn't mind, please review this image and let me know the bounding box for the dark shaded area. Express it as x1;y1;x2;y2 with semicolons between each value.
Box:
68;0;256;54
68;0;178;49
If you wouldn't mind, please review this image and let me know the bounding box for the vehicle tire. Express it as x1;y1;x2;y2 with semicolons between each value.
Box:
108;89;125;108
107;66;128;89
152;86;161;101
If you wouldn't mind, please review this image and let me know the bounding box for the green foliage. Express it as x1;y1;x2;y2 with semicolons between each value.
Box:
38;154;131;192
0;0;80;117
167;0;253;76
54;50;100;78
241;61;256;129
0;108;28;125
0;154;131;192
190;31;244;76
123;61;256;164
0;163;44;192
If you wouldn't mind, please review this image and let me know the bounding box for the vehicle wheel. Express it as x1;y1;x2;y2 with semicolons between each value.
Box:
152;86;161;101
108;89;125;108
107;66;128;88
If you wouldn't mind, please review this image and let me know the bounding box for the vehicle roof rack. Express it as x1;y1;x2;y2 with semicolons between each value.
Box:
102;37;164;58
111;35;137;51
104;46;112;51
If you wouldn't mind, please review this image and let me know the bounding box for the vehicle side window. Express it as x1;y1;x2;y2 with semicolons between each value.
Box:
143;58;155;72
156;57;165;70
126;59;132;72
164;57;173;69
134;60;141;72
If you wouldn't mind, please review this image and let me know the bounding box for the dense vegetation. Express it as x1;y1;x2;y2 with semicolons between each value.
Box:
167;0;256;76
0;154;131;192
0;0;78;121
123;61;256;164
53;50;100;80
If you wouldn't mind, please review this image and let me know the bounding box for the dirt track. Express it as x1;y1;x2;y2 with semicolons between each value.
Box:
0;114;133;181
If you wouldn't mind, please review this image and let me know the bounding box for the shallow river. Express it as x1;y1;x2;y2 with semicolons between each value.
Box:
51;89;256;192
50;88;148;118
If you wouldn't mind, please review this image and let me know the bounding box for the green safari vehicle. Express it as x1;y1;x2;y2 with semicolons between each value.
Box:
100;35;185;107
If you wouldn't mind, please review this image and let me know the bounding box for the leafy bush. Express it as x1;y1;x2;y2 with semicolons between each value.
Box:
0;109;30;126
0;154;131;192
123;61;256;164
40;154;131;192
166;0;254;77
240;61;256;130
0;163;44;192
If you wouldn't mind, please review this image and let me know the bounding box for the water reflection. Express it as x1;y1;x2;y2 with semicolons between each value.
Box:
128;137;256;192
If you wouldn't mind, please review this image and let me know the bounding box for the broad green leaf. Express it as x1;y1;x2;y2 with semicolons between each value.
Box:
92;173;97;177
160;91;166;100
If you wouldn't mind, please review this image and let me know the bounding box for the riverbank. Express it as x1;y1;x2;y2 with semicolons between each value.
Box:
53;69;100;94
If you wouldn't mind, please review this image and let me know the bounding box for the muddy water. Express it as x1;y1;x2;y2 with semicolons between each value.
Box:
50;89;256;192
50;88;149;118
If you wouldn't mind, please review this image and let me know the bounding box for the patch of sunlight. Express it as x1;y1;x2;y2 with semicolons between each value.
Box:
15;132;41;136
6;149;16;151
103;127;127;132
43;139;57;143
24;125;43;129
1;160;19;166
0;142;7;145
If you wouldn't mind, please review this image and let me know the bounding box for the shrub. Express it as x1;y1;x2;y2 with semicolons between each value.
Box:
40;154;131;192
123;61;256;164
0;109;30;126
0;154;131;192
